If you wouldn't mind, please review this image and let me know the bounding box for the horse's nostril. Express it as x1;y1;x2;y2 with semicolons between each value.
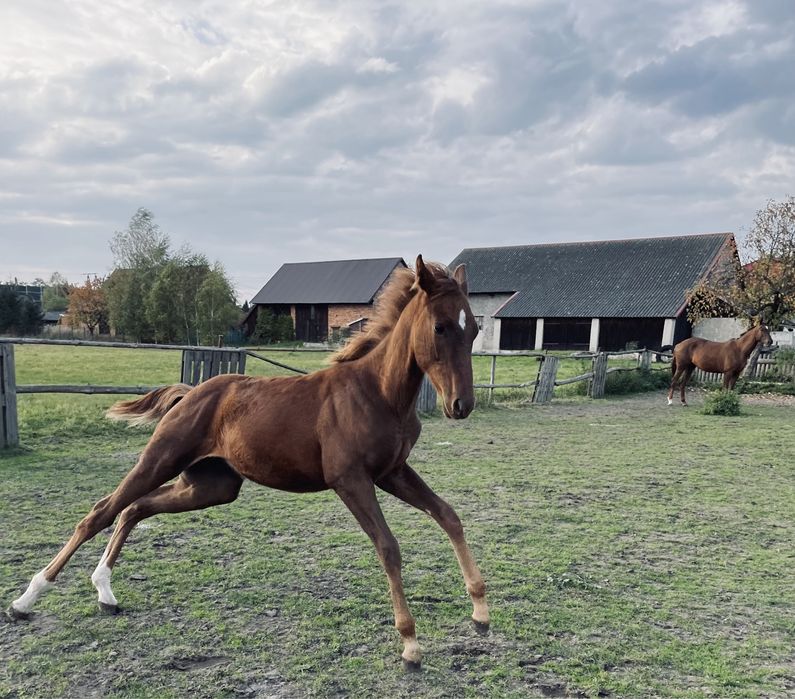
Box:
453;399;462;416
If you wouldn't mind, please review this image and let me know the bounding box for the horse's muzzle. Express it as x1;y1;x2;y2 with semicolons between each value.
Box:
450;397;474;420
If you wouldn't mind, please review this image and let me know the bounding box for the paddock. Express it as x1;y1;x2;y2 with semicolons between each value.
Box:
1;386;793;698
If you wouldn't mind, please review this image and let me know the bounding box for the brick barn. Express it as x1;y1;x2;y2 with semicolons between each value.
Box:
244;257;406;343
450;233;737;352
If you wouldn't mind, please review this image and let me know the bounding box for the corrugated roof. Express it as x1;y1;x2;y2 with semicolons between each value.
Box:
252;257;406;305
450;234;734;318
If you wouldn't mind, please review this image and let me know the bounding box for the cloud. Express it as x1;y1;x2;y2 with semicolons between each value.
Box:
1;0;794;300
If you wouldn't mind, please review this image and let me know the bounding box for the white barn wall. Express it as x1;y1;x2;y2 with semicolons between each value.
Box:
693;318;748;342
467;293;514;351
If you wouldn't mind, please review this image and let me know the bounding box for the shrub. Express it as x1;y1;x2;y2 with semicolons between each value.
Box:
701;388;741;416
775;347;795;365
604;368;670;395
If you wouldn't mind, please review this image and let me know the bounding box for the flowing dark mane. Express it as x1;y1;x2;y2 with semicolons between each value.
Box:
331;262;453;363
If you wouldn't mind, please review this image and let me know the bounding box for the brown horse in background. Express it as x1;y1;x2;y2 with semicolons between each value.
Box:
667;323;773;405
8;256;488;670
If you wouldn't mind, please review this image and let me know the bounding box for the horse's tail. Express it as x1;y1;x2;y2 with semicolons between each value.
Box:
106;384;192;427
670;354;677;377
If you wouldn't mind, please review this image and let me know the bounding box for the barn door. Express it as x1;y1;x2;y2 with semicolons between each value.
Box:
295;305;328;342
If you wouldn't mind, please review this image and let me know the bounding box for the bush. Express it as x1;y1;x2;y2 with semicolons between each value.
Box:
737;380;795;396
604;368;670;395
701;389;741;416
775;347;795;365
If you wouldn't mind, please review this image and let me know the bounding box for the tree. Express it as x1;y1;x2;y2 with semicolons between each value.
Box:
196;264;240;345
110;208;169;269
18;298;44;334
252;307;275;344
43;272;71;312
688;197;795;327
106;208;170;341
148;254;210;344
0;288;43;335
67;277;109;336
0;286;21;333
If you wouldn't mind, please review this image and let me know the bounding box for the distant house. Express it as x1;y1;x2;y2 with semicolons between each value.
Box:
244;257;407;342
450;233;737;352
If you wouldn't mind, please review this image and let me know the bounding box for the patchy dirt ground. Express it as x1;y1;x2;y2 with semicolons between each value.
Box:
1;390;794;698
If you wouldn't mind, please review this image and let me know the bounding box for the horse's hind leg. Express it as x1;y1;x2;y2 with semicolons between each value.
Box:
668;369;685;405
91;458;242;613
377;464;489;632
680;367;695;405
8;443;193;619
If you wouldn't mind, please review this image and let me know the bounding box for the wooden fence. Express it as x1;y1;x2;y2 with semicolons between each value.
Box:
3;338;791;448
0;339;437;447
693;357;795;385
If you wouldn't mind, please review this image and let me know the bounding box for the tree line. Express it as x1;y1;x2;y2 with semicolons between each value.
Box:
1;208;242;344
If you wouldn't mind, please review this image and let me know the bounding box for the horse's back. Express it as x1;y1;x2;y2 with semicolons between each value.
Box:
674;337;735;373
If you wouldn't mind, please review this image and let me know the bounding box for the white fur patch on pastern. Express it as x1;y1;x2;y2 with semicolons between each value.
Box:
91;564;118;606
458;310;466;330
12;570;54;614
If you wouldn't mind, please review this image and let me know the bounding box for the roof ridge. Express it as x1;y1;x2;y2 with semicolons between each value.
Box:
280;256;404;266
458;232;734;254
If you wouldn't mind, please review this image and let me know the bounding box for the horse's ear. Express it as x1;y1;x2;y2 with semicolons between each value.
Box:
453;264;468;295
414;255;436;294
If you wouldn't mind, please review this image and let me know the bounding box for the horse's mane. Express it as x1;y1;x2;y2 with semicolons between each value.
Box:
331;262;453;363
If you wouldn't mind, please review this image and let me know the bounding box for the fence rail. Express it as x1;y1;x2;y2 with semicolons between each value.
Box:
2;338;792;449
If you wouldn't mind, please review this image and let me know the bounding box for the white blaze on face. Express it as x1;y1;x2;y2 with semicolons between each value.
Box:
459;309;466;331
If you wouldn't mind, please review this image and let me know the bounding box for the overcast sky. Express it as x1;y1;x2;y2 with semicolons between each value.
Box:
1;0;794;302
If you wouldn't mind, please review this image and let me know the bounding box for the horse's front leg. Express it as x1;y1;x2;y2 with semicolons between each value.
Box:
333;476;421;670
377;463;489;632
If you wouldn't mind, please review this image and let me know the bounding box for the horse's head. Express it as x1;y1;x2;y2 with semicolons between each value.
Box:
757;323;774;347
411;255;477;419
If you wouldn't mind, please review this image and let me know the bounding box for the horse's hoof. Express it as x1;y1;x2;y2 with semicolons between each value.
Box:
473;620;490;636
98;602;120;615
5;604;31;622
402;658;422;673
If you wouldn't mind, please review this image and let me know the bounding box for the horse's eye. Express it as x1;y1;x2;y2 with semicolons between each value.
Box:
434;322;445;335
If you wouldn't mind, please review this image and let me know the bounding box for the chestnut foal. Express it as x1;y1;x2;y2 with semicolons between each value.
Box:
667;323;773;405
8;256;488;670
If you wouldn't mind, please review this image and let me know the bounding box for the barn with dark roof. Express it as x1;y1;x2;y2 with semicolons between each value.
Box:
450;233;737;352
244;257;406;342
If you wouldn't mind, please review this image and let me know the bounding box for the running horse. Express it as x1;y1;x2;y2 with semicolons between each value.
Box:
7;257;489;670
667;323;773;405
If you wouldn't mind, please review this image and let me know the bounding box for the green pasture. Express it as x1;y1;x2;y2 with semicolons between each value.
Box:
11;344;644;402
1;346;793;698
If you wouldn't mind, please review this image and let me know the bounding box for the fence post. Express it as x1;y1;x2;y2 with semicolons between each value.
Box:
1;344;19;448
416;375;437;414
743;346;762;379
489;354;497;405
589;352;608;398
640;349;652;370
532;355;559;404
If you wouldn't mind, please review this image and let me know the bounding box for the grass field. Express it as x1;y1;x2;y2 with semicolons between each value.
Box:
11;344;640;401
1;346;794;698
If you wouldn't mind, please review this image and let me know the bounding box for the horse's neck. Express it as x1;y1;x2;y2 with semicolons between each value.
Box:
363;313;424;416
736;328;759;357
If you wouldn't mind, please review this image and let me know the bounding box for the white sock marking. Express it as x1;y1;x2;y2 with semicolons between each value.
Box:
667;397;673;405
12;570;54;614
458;309;466;330
91;543;118;606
